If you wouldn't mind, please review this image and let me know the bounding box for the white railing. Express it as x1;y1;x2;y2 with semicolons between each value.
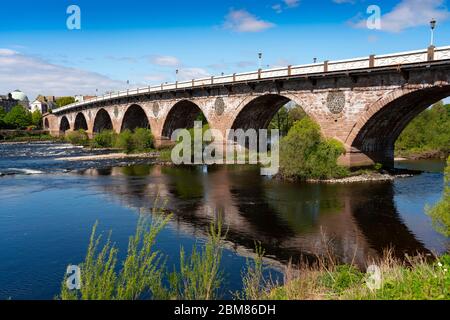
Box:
54;46;450;114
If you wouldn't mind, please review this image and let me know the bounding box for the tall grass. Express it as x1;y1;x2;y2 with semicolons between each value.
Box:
168;221;225;300
59;209;171;300
59;210;226;300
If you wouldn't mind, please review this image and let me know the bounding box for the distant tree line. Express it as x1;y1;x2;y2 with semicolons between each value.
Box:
395;101;450;158
0;105;42;130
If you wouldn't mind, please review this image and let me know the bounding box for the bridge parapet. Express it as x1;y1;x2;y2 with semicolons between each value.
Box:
53;46;450;115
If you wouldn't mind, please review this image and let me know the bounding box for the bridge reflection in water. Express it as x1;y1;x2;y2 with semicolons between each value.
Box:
78;165;430;267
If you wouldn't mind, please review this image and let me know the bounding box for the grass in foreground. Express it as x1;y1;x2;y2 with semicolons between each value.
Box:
266;251;449;300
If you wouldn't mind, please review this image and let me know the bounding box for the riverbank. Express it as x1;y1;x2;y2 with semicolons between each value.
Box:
396;150;449;161
264;252;450;300
55;152;159;162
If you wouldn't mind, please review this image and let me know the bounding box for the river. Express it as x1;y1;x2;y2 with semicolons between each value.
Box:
0;142;448;299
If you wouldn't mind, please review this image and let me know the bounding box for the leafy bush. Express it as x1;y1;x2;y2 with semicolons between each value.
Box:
427;156;450;237
3;105;32;129
114;130;134;153
92;130;117;148
132;128;154;151
55;97;76;108
65;129;89;146
113;129;154;153
31;110;43;129
280;118;348;180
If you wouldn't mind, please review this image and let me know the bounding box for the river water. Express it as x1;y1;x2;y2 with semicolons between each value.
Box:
0;142;448;299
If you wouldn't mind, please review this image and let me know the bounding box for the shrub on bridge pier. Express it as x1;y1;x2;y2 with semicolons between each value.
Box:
114;128;154;153
92;130;117;148
65;129;89;146
280;117;348;180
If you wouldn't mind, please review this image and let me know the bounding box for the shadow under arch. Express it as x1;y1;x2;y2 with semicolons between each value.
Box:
121;104;150;132
231;94;293;131
93;109;113;133
59;116;70;133
349;85;450;166
162;100;207;138
74;113;88;131
44;118;49;129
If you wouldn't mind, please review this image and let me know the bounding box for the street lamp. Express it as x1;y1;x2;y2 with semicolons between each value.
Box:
175;69;179;82
430;19;437;47
258;52;262;69
313;58;317;64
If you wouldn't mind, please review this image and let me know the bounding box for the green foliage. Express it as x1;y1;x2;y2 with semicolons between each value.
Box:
396;102;450;158
65;130;89;146
268;104;307;136
92;130;117;148
3;105;32;129
237;243;266;300
31;110;43;129
60;211;226;300
114;129;154;153
319;265;364;295
0;107;6;128
280;117;349;180
169;221;224;300
427;156;450;237
132;128;154;151
56;97;76;108
114;130;134;153
60;212;171;300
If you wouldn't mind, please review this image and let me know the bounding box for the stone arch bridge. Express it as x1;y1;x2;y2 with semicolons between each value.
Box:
44;46;450;167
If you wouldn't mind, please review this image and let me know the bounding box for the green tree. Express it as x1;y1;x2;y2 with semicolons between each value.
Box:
55;97;76;108
269;104;307;137
427;156;450;237
31;110;43;129
280;117;348;180
396;102;450;158
0;107;6;129
3;105;32;129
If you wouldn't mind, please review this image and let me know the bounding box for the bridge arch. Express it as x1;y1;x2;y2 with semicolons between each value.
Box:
121;104;150;132
59;116;70;133
346;84;450;166
74;113;88;131
231;94;292;131
162;100;208;138
93;109;113;133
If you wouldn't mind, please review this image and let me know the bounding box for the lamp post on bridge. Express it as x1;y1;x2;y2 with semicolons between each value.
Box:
258;52;262;70
175;69;179;82
430;18;437;47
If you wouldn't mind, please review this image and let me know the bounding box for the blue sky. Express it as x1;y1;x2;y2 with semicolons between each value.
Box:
1;0;450;99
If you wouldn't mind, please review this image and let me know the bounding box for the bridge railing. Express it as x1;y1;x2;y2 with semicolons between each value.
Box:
54;46;450;114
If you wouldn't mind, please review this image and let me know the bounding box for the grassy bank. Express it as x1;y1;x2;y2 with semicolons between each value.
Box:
0;130;58;143
264;252;449;300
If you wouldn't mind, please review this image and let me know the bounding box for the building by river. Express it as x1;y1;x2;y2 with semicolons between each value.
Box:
0;90;30;112
0;93;17;113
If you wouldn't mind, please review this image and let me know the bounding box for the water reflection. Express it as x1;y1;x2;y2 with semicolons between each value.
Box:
78;164;442;267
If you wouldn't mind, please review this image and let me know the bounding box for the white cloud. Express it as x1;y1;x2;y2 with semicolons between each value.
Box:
284;0;300;8
333;0;355;4
150;55;181;67
223;9;275;32
272;4;283;14
353;0;449;32
178;68;210;81
0;49;125;99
